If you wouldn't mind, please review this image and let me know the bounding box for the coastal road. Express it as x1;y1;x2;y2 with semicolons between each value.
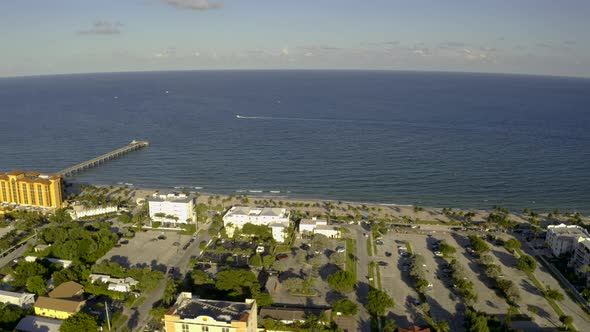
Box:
519;238;590;332
117;221;213;332
350;225;371;331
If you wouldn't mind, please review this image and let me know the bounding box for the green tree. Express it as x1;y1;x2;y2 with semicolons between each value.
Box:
117;212;132;224
249;253;262;267
545;287;565;301
60;313;98;332
332;298;358;315
366;288;394;316
49;208;72;223
468;235;490;254
12;261;48;287
383;319;397;332
435;320;450;332
559;315;574;328
0;303;26;331
26;275;48;295
162;279;179;305
439;241;457;256
191;270;212;285
327;270;356;293
517;255;537;272
504;238;521;252
215;269;260;298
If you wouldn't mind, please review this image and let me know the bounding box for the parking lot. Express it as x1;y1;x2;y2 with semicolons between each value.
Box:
100;230;193;271
370;227;565;331
266;235;348;307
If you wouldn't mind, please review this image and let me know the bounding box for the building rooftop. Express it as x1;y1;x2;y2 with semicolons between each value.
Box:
16;315;63;332
0;290;34;299
48;281;83;299
314;224;338;231
147;193;194;203
300;218;327;225
225;206;288;218
34;297;84;313
169;293;253;323
548;224;590;237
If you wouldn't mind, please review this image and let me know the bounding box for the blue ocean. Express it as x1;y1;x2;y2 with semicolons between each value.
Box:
1;70;589;212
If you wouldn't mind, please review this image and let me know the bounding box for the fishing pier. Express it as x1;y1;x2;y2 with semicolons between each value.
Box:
56;140;149;177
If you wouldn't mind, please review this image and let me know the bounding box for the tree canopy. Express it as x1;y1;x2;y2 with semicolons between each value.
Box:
366;288;394;316
59;313;98;332
332;298;358;315
327;270;356;293
517;255;537;273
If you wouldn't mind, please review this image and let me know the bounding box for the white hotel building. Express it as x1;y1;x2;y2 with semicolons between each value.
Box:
147;193;195;224
546;223;590;257
223;206;291;242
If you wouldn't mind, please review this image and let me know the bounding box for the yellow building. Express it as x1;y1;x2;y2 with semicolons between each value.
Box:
0;170;63;208
33;281;85;320
165;293;257;332
33;297;85;320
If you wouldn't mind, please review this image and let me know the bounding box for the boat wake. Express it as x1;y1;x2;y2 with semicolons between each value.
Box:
236;114;364;123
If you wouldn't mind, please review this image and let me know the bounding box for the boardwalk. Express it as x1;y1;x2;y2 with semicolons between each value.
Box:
56;140;149;177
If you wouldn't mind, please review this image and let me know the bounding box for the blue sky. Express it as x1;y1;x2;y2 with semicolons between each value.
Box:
1;0;589;77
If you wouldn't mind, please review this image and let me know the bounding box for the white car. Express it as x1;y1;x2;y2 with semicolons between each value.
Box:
336;246;346;253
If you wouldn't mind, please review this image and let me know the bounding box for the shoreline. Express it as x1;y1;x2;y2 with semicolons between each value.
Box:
66;180;587;217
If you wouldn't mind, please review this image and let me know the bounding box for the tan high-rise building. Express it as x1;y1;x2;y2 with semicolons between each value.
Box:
0;170;63;209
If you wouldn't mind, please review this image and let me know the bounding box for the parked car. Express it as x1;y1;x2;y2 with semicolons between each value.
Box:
378;261;388;266
336;246;345;253
385;252;392;257
276;254;289;260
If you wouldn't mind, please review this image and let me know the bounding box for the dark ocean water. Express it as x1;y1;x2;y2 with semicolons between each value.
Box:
1;70;589;212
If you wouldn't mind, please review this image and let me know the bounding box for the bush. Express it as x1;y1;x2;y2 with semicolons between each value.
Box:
504;238;521;252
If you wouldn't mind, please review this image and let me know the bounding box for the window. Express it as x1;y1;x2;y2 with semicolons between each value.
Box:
37;185;44;206
201;327;209;332
22;184;29;204
222;328;230;332
182;324;189;332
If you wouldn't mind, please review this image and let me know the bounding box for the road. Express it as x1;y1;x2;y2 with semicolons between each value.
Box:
351;225;371;332
519;236;590;331
0;238;31;268
117;221;213;332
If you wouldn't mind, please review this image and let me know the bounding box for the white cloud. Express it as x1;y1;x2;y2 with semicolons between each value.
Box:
78;21;123;35
161;0;223;10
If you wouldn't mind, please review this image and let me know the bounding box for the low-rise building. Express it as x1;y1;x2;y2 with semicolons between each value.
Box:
89;273;139;293
546;224;590;257
0;290;35;308
399;325;431;332
164;292;257;332
48;281;84;299
33;297;85;320
34;281;85;320
299;218;327;234
313;225;341;238
270;223;287;243
223;206;291;241
148;193;195;224
25;256;73;269
68;204;118;219
16;315;63;332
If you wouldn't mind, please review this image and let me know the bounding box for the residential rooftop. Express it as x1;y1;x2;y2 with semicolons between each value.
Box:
16;315;63;332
